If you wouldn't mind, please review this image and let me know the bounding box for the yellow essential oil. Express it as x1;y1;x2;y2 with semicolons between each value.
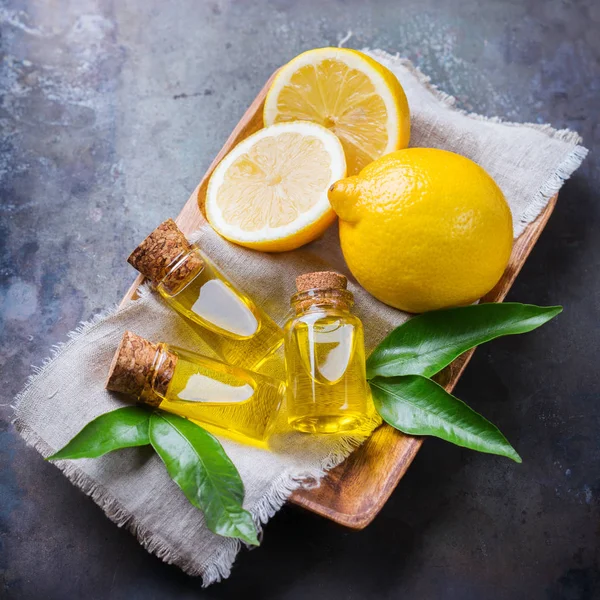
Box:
128;219;283;370
106;331;285;444
284;271;374;434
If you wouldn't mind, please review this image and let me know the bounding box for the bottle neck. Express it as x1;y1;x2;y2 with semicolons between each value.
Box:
291;288;354;315
140;343;177;406
157;246;205;295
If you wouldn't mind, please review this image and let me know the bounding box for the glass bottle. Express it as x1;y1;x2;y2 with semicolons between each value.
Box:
128;218;283;370
283;271;374;434
106;331;285;443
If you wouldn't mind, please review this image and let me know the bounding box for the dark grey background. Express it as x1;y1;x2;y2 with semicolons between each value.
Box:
1;0;598;598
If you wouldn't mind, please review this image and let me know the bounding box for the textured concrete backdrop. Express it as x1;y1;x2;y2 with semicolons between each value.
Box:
1;0;598;598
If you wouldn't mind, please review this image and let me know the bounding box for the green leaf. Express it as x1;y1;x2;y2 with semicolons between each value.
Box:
148;412;259;546
370;375;521;463
48;406;151;460
366;303;562;379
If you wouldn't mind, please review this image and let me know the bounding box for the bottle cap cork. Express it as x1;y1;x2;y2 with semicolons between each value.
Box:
127;218;203;285
296;271;348;292
105;331;177;406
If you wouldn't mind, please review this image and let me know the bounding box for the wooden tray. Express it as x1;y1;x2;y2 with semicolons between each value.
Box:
122;74;558;530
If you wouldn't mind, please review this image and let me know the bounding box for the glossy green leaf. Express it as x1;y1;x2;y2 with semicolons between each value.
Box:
48;406;151;460
366;303;562;379
370;375;521;462
149;412;259;546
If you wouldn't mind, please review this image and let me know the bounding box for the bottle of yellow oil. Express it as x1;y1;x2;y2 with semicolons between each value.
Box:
283;271;374;434
128;219;283;370
106;331;285;443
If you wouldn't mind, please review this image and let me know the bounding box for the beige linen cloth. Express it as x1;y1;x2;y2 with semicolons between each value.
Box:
14;50;588;585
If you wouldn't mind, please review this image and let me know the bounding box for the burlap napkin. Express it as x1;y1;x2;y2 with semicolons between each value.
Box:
13;50;587;585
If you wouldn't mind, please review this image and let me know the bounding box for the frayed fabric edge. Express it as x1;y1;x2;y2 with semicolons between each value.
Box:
516;144;589;236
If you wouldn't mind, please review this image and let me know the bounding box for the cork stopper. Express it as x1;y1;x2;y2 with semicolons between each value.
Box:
105;331;177;407
127;218;203;287
296;271;347;292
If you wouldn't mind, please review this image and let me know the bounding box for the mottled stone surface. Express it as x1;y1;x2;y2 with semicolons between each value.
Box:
1;0;598;598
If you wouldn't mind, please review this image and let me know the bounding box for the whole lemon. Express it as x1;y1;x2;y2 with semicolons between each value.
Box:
328;148;513;313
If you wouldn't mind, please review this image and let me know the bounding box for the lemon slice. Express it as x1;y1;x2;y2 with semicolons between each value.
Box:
264;47;410;175
205;121;346;252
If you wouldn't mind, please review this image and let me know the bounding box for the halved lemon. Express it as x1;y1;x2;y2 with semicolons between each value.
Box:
205;121;346;252
264;47;410;175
